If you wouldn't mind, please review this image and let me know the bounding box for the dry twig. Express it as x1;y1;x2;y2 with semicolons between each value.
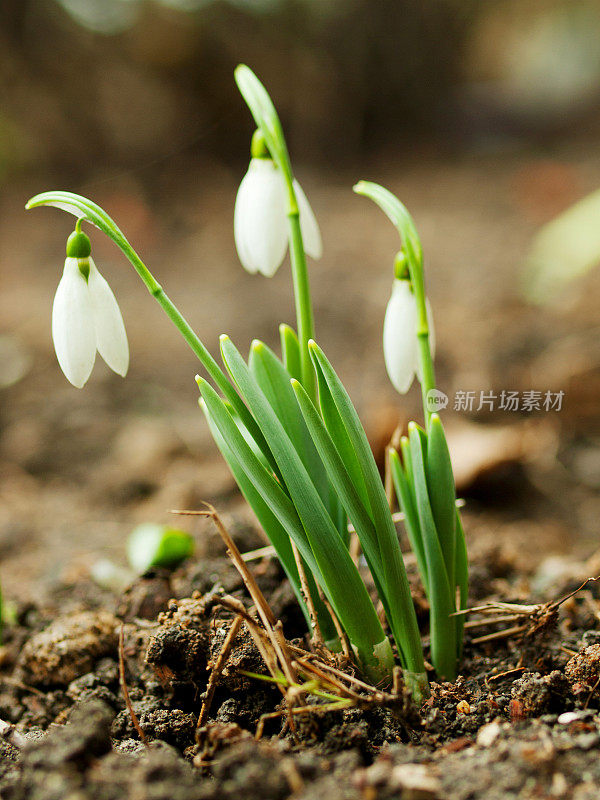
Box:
197;614;244;728
453;575;600;647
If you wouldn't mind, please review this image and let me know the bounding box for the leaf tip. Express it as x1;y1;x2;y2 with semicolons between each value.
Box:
196;376;210;393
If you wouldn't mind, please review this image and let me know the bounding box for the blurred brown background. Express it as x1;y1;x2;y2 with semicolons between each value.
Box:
1;0;600;601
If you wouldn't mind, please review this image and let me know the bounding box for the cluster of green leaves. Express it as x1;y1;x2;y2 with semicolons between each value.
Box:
199;334;427;690
354;181;468;681
390;420;468;680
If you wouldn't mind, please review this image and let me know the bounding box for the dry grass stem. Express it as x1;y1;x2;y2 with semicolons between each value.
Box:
119;624;148;747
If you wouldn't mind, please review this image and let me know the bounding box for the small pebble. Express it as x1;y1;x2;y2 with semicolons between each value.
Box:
558;711;585;725
476;721;502;747
456;700;471;715
389;764;441;798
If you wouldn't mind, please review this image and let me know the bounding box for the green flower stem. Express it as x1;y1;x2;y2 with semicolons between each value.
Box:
99;234;239;406
353;180;436;429
406;242;436;429
416;322;436;430
286;196;316;400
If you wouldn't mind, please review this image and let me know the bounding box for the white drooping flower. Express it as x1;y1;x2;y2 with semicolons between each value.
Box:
383;279;435;394
234;157;322;277
52;237;129;388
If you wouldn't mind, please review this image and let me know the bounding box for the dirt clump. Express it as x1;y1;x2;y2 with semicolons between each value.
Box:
565;644;600;703
509;670;573;719
145;595;212;689
16;611;118;687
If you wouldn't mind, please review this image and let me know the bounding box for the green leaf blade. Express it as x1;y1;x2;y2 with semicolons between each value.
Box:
279;324;302;383
389;448;428;593
409;423;456;680
291;378;386;590
426;414;456;592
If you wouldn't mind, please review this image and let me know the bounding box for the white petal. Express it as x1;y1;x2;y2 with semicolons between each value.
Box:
415;298;435;383
234;159;288;277
87;258;129;377
52;258;96;388
383;280;419;394
293;179;322;260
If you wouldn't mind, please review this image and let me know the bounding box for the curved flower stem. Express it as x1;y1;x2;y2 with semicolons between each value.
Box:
353;181;436;429
94;229;233;401
26;191;274;467
235;65;316;401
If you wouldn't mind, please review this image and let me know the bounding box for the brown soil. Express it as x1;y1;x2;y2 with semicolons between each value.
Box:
1;525;600;799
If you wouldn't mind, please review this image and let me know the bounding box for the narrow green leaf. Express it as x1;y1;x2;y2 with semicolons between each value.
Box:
315;364;370;512
223;400;271;471
389;448;428;592
200;376;350;649
251;340;346;546
454;509;469;658
279;324;302;383
219;336;389;673
309;341;425;677
199;381;310;558
292;378;388;596
426;414;456;592
400;436;414;487
277;330;348;544
409;423;456;680
249;341;306;454
201;399;300;587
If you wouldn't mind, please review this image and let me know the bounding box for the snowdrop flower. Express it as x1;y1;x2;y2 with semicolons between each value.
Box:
234;132;322;277
383;278;435;394
52;229;129;388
